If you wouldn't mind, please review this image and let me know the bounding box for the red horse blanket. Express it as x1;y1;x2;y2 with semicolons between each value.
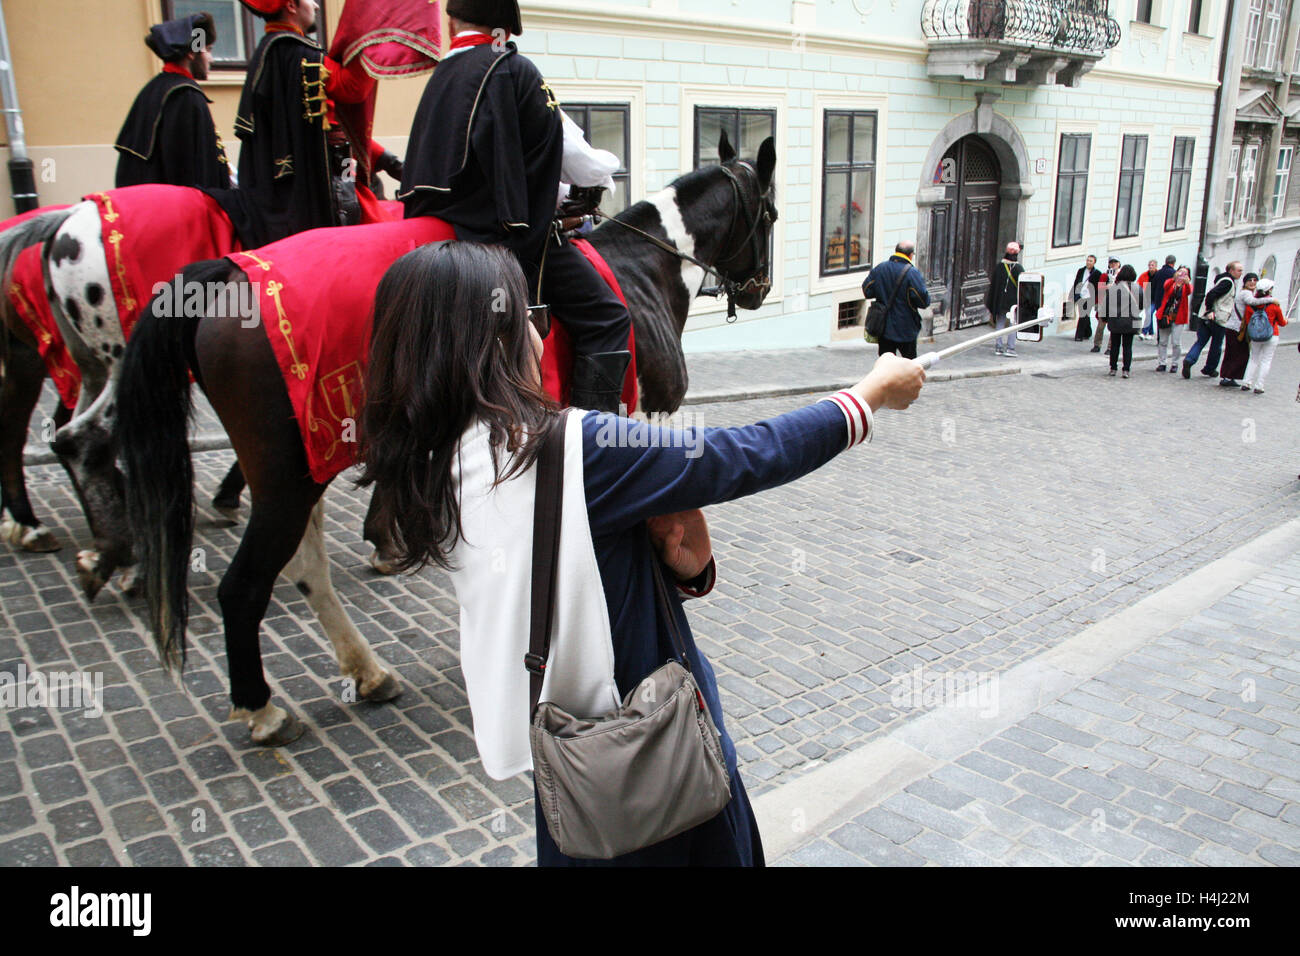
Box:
3;206;80;409
229;220;637;484
87;185;239;340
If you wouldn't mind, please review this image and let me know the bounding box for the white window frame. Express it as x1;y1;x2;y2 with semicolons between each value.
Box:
1224;144;1240;225
810;92;889;296
1244;0;1265;66
1239;143;1260;222
678;85;788;324
1113;133;1148;241
1259;0;1284;69
1045;121;1101;263
1163;134;1196;235
1273;146;1293;218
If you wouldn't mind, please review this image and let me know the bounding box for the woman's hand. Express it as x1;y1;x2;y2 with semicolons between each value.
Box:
647;509;712;581
852;351;926;412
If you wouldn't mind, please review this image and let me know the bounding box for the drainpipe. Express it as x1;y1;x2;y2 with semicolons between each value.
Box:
0;1;37;212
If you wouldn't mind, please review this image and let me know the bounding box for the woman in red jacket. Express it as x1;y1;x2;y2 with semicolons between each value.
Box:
1156;267;1192;373
1240;277;1288;394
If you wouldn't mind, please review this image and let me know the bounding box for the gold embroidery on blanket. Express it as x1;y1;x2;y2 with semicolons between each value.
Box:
94;193;120;223
8;282;72;388
266;280;308;380
242;251;273;272
106;230;137;314
310;361;364;463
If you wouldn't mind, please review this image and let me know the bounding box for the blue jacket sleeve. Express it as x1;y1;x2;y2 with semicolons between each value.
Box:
581;400;854;538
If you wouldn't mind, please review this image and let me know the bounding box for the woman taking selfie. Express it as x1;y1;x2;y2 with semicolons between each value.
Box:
359;242;925;866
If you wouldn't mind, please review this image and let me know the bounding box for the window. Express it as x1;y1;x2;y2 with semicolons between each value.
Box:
1273;146;1293;218
1224;144;1240;224
1244;0;1265;67
694;107;777;168
1259;0;1284;69
563;104;631;213
1135;0;1154;24
820;111;876;276
1165;136;1194;231
1053;133;1091;247
164;0;327;70
1114;134;1147;239
1188;0;1204;33
1293;37;1300;74
1239;143;1260;221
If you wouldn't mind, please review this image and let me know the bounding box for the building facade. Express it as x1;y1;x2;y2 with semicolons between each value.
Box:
1203;0;1300;311
1;1;1229;350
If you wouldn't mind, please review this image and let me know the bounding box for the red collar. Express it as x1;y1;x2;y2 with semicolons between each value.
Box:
265;22;305;36
450;32;501;50
162;62;193;79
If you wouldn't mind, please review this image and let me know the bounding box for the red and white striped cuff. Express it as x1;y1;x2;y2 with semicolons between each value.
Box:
822;390;874;449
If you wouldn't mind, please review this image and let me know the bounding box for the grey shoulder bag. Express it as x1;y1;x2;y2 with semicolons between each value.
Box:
526;415;732;860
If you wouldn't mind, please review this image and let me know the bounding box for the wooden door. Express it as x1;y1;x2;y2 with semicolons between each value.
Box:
951;138;1001;329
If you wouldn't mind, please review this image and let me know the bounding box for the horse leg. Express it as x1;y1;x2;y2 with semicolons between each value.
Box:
211;460;246;523
0;331;61;551
44;203;135;597
195;292;397;745
363;490;402;575
286;500;401;701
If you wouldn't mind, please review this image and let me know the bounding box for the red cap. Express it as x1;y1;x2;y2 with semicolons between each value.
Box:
239;0;288;15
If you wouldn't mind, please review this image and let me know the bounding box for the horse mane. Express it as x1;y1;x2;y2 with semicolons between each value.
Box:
600;160;756;234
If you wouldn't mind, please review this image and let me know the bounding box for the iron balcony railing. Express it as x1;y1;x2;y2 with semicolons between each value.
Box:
921;0;1121;56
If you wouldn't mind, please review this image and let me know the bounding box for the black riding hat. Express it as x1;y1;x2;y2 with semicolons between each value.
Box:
145;12;217;61
446;0;522;35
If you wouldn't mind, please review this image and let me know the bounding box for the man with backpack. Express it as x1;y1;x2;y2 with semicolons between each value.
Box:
1182;261;1240;379
984;241;1024;357
861;240;930;359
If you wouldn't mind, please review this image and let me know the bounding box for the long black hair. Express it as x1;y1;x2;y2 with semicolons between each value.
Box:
1117;264;1137;283
357;242;556;572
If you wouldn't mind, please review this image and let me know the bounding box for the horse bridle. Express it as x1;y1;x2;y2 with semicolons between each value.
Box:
590;160;775;321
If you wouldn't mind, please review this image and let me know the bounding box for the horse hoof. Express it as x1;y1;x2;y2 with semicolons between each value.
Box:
368;548;402;576
117;564;141;597
76;550;108;601
237;703;306;747
360;672;402;703
1;518;61;553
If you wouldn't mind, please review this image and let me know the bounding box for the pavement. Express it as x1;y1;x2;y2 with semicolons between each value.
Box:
3;326;1299;866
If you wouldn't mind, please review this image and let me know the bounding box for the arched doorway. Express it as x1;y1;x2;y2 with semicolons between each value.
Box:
927;136;1002;330
914;97;1032;335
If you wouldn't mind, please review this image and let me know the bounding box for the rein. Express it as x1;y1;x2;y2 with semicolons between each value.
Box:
591;161;773;321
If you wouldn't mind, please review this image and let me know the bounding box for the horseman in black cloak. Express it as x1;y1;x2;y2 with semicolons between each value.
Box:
114;12;232;190
400;0;633;413
214;0;384;247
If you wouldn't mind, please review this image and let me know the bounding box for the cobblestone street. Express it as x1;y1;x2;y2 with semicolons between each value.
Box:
3;339;1299;866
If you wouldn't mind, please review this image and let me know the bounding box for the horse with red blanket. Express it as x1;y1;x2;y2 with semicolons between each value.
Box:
117;134;777;744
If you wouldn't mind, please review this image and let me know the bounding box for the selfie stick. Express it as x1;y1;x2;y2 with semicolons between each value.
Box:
914;309;1046;371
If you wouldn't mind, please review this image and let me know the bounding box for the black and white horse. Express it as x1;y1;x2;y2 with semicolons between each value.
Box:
116;132;778;745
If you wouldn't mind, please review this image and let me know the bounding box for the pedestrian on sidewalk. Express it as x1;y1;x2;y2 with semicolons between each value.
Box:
1072;254;1101;342
1220;272;1274;388
359;241;926;867
1156;266;1191;373
1142;255;1176;341
984;240;1023;357
1183;261;1241;378
862;240;930;360
1091;256;1120;352
1105;264;1142;377
1240;277;1287;394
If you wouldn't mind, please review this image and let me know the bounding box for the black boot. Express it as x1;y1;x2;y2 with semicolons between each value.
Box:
569;350;632;413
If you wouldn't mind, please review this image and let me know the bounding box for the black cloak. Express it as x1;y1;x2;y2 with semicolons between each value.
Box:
399;43;564;273
114;72;231;190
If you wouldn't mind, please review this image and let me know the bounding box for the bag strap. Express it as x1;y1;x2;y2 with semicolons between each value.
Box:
648;546;693;671
526;413;568;715
880;262;911;314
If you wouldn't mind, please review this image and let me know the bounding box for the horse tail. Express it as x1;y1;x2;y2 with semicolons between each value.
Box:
118;257;228;670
